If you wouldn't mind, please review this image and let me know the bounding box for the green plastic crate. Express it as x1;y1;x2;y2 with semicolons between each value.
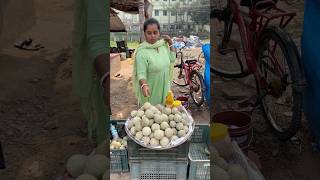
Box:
188;124;210;180
110;120;129;172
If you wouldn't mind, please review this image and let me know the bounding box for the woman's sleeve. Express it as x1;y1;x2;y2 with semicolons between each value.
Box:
136;51;148;81
86;0;108;60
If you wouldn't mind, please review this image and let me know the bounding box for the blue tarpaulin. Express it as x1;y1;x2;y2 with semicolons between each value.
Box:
202;43;210;107
301;0;320;147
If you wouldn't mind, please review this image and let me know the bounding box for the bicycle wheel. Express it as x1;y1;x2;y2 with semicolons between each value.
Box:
257;26;305;141
189;70;205;106
210;7;250;78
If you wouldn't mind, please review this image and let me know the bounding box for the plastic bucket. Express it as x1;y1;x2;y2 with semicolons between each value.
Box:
212;111;253;151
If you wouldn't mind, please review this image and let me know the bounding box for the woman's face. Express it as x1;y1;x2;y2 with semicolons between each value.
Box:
144;24;160;44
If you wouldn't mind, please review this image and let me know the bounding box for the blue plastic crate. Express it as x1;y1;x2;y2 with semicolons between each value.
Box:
129;159;188;180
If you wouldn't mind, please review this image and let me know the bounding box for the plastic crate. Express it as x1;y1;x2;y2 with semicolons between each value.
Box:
128;138;190;160
129;159;189;180
188;124;210;180
190;124;209;143
111;149;129;172
110;120;129;172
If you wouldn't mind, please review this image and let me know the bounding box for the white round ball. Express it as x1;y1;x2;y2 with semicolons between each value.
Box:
137;110;144;117
133;117;141;125
135;131;143;140
161;114;169;122
150;138;159;146
141;116;150;127
168;114;175;121
184;126;189;133
169;121;176;128
174;114;182;122
155;104;164;111
165;128;174;138
142;127;152;136
142;136;151;145
149;133;154;138
163;107;171;115
160;122;170;130
178;130;186;137
145;109;154;119
154;129;165;140
135;122;142;131
151;123;160;132
130;127;136;135
130;110;138;117
154;114;162;124
148;119;154;126
143;102;152;110
176;123;184;131
160;137;170;146
172;128;177;135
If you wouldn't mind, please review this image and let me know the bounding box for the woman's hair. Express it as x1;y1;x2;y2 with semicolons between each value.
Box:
143;18;161;32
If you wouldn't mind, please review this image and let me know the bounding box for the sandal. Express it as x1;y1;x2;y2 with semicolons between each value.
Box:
14;38;45;51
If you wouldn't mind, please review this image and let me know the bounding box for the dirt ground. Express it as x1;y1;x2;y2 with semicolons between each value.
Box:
0;1;94;179
211;1;320;180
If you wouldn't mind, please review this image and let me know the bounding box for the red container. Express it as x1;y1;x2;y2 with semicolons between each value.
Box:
212;111;253;151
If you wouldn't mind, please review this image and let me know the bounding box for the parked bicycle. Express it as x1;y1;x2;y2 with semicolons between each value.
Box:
211;0;305;141
172;40;206;107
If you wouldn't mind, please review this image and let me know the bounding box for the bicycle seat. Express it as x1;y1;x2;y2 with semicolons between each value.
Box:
240;0;277;9
185;59;197;64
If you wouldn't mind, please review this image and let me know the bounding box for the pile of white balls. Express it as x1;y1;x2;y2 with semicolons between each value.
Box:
127;102;190;147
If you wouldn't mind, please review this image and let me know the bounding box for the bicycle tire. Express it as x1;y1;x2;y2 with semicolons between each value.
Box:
257;26;305;141
189;70;205;106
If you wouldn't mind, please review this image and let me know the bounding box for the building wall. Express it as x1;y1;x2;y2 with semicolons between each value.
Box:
115;0;209;33
152;0;195;28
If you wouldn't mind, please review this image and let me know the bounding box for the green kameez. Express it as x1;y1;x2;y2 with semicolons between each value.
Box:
133;40;176;106
72;0;108;144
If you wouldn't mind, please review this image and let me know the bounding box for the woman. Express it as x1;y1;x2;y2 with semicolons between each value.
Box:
133;18;176;106
72;0;108;145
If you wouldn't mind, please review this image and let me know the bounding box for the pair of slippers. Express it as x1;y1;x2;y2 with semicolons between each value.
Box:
14;38;44;51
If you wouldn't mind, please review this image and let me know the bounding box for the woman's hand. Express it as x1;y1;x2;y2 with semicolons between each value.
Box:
162;35;173;46
94;54;110;106
141;84;151;97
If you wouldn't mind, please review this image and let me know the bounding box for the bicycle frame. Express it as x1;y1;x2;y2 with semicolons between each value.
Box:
228;0;296;90
176;50;202;85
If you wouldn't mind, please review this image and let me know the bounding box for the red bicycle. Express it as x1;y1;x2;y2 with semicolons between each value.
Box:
211;0;305;140
173;41;205;107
